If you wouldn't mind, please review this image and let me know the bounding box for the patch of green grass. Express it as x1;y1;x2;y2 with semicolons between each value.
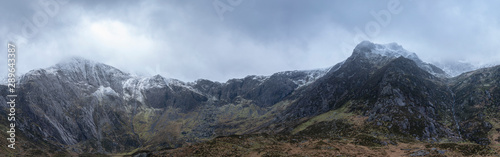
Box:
291;101;354;134
427;143;493;156
108;147;141;156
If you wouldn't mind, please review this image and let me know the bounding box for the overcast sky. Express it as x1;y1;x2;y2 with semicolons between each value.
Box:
1;0;499;82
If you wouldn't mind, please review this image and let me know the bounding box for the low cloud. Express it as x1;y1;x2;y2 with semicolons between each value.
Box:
1;0;499;82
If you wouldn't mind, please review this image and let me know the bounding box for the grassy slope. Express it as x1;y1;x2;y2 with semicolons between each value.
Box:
153;134;498;157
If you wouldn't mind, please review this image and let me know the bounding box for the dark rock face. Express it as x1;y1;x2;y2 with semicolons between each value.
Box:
2;41;499;154
263;42;498;145
8;57;329;153
450;66;500;145
270;54;458;142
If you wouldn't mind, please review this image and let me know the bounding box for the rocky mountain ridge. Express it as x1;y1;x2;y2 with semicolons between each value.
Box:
0;41;499;156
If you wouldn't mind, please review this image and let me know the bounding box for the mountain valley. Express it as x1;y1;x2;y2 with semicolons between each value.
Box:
1;41;499;156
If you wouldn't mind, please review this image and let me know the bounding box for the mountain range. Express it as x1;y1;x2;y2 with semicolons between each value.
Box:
1;41;499;156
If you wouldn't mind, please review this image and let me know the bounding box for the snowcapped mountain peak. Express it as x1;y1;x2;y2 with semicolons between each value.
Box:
47;57;130;79
352;41;446;77
50;57;123;74
53;57;97;70
354;41;418;60
20;57;132;89
374;43;413;57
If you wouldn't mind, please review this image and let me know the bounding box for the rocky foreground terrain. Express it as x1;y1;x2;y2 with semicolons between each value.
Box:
1;41;499;156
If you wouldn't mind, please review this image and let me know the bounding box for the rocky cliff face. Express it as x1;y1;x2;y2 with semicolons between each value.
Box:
1;41;499;155
2;57;330;154
450;66;500;145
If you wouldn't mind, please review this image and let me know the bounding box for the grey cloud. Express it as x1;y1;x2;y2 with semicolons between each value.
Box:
1;0;499;82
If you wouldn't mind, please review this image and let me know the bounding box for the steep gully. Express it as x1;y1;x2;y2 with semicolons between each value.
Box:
447;86;462;139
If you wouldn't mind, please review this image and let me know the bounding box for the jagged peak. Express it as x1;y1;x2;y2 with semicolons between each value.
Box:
45;57;129;77
351;41;446;77
52;57;111;71
354;41;419;60
16;57;135;90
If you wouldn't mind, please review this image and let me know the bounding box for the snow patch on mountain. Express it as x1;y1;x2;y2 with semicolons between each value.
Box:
354;41;446;77
122;76;168;104
122;78;147;103
250;75;271;83
355;41;419;61
372;42;416;59
294;67;331;88
49;57;130;82
50;57;99;78
330;60;345;72
173;80;205;96
93;86;119;101
121;74;206;103
433;60;477;77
